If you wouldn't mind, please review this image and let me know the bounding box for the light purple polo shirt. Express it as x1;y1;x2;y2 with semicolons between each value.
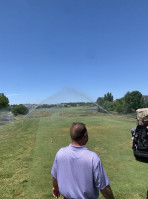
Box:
51;144;110;199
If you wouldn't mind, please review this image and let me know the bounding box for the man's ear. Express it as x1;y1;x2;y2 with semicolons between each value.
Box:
84;132;87;138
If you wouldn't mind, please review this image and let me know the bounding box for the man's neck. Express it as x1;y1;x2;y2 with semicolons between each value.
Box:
71;141;84;147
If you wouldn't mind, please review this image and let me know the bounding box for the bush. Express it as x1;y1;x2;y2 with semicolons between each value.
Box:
11;105;29;116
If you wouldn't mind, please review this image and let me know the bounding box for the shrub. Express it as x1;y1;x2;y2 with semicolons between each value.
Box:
11;105;29;116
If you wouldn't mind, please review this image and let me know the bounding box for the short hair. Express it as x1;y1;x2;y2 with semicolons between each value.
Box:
70;122;87;141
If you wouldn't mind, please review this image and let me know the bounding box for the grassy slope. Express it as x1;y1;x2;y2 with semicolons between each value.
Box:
0;107;148;199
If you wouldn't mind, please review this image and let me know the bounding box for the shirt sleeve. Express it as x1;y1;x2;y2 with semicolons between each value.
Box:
51;155;58;179
93;155;110;190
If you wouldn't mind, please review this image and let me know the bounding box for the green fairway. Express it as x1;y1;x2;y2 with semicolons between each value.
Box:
0;106;148;199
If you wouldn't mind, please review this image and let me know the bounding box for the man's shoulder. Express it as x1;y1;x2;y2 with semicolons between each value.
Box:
56;146;69;155
56;145;101;161
86;148;101;160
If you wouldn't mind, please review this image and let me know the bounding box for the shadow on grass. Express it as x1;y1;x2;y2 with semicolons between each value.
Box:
135;156;148;163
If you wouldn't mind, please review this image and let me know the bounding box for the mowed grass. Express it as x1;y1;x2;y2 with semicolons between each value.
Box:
0;106;148;199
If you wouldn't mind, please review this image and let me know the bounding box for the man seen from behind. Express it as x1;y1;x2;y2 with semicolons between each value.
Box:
51;122;115;199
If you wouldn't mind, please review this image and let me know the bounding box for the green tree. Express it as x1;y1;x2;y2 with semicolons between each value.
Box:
103;101;115;111
104;92;113;102
11;105;29;116
124;91;144;113
143;101;148;108
96;97;104;106
96;93;114;112
0;93;9;109
114;98;125;113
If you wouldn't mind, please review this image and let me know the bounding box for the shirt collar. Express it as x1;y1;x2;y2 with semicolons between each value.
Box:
69;144;87;150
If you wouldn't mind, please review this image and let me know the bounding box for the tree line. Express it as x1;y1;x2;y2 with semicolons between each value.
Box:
96;91;148;114
0;93;28;115
1;91;148;115
37;102;95;108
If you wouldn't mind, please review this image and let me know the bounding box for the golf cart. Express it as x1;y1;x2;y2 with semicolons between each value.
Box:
131;108;148;158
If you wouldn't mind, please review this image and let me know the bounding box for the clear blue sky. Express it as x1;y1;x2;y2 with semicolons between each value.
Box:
0;0;148;104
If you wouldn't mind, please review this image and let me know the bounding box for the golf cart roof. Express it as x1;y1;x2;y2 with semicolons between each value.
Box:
136;108;148;121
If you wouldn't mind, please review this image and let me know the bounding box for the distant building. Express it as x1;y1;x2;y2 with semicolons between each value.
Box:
24;104;38;109
57;104;64;107
143;95;148;102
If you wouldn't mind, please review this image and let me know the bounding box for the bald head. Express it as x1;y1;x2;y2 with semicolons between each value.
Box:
70;122;87;141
